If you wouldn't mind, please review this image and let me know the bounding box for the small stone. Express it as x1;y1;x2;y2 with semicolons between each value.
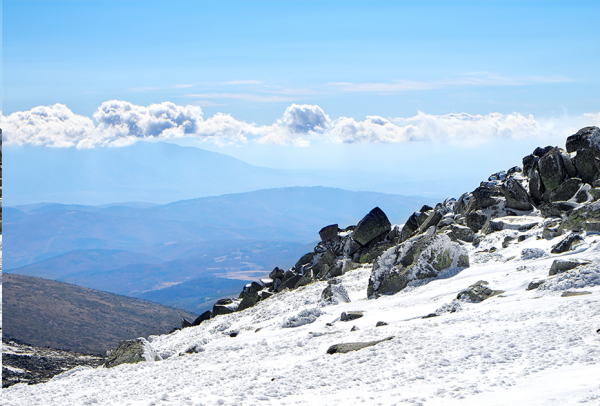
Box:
375;321;388;327
561;291;592;297
229;331;238;337
422;313;438;319
340;311;363;321
526;281;544;291
350;326;359;331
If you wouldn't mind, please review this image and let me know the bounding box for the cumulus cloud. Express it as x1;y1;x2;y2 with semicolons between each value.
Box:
2;100;599;148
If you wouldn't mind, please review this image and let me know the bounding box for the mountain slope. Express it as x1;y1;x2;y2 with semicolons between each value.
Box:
2;274;197;354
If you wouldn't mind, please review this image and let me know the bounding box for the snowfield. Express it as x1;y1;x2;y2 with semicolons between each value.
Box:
3;229;600;406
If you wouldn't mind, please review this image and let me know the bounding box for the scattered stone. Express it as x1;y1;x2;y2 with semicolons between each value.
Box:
526;280;545;291
340;311;364;321
521;248;547;260
229;332;238;337
184;345;204;354
550;234;584;254
549;259;592;276
255;328;263;333
457;281;504;303
422;313;438;319
375;321;388;327
543;220;563;239
326;336;394;354
212;298;240;316
321;283;351;305
561;291;592;297
350;326;359;331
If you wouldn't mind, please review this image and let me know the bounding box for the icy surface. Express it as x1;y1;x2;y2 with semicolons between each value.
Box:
3;232;600;406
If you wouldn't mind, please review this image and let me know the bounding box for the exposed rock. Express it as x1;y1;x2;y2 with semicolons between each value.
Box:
184;344;204;354
326;337;394;354
181;318;192;329
313;248;337;279
414;210;443;235
561;291;592;297
560;149;578;178
549;259;591;276
321;283;351;305
503;177;532;210
489;216;543;232
543;220;564;239
521;248;547;260
269;267;285;279
573;148;600;185
529;167;546;202
466;210;489;232
540;201;578;218
368;233;469;299
282;308;322;328
376;321;388;327
104;338;159;368
534;146;554;157
538;147;567;192
522;154;538;178
467;187;498;211
350;326;359;331
260;290;273;300
456;281;504;303
576;189;589;203
212;298;240;316
565;126;600;153
294;253;316;269
550;234;584;254
191;311;211;327
562;200;600;231
400;210;430;241
526;280;544;291
589;188;600;201
279;274;302;291
550;178;582;202
446;224;475;242
340;311;363;321
352;207;392;246
319;224;339;241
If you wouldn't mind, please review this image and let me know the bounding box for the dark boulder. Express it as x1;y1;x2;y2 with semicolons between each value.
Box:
313;248;337;279
565;126;600;153
376;321;388;327
549;259;591;276
319;224;339;241
414;210;443;235
340;311;363;321
542;220;563;239
212;298;239;316
550;234;584;254
529;167;546;202
400;210;430;241
238;282;264;311
192;311;211;326
539;201;578;218
456;281;504;302
503;177;532;210
104;339;158;368
538;147;567;193
534;146;554;157
522;154;538;178
294;253;316;269
526;280;544;291
467;187;498;211
466;210;488;232
352;207;392;246
181;318;192;329
446;224;475;242
278;274;302;291
269;267;285;280
573;148;600;185
550;178;582;202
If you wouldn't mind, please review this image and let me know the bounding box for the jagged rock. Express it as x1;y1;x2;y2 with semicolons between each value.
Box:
340;311;363;321
238;282;263;311
192;311;212;326
466;210;488;232
565;126;600;153
573;148;600;184
467;187;498;211
400;210;430;241
542;220;564;239
376;321;388;327
260;278;273;288
503;177;532;210
529;167;546;202
358;241;395;264
313;248;337;279
321;283;351;305
367;233;469;299
539;201;578;218
319;224;339;241
561;291;592;297
560;150;578;178
212;298;239;316
446;224;475;242
352;207;392;246
534;146;554;157
550;234;584;254
538;147;567;193
279;274;302;291
104;338;159;368
549;259;591;276
454;193;472;215
585;222;600;233
260;290;273;300
269;267;285;279
526;280;544;291
502;236;516;248
414;210;443;235
522;154;538;178
184;345;204;354
550;178;582;202
521;248;547;260
294;253;316;269
456;281;504;303
326;337;394;354
239;282;263;299
182;318;192;328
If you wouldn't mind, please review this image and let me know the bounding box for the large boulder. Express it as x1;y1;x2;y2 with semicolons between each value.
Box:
503;177;532;210
550;178;583;202
550;234;584;254
352;207;391;246
529;167;546;202
321;282;351;305
399;209;430;241
538;147;567;193
549;259;591;276
104;338;159;368
573;148;600;185
367;233;469;299
466;187;498;211
456;281;504;302
212;298;240;316
565;126;600;153
313;248;337;279
238;282;264;311
192;311;211;326
562;200;600;231
319;224;339;241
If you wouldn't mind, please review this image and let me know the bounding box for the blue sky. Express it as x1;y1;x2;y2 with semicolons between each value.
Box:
3;1;600;182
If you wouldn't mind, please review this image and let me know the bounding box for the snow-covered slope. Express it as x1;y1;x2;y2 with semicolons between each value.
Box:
3;225;600;405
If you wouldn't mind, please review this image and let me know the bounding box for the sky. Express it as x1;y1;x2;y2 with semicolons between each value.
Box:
2;1;600;195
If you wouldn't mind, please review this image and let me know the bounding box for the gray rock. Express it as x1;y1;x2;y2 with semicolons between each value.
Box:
550;234;584;254
413;210;443;235
522;154;538;178
573;148;600;184
279;274;303;291
294;253;316;269
550;178;582;202
576;189;589;203
321;283;351;305
375;321;388;327
181;318;192;328
326;336;394;354
399;210;430;241
313;248;337;279
542;220;563;239
447;224;475;242
562;200;600;231
526;280;544;291
467;187;498;211
269;267;285;279
549;259;591;276
521;248;547;260
456;281;504;303
350;325;359;331
538;147;567;193
529;167;546;202
585;221;600;233
319;224;339;241
561;291;592;297
560;150;578;178
104;339;157;368
352;207;392;246
340;311;363;321
589;188;600;201
212;298;239;316
565;126;600;153
466;210;489;232
260;291;273;300
540;201;578;218
503;177;532;210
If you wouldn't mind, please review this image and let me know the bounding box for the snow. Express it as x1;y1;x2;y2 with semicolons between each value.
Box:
3;230;600;406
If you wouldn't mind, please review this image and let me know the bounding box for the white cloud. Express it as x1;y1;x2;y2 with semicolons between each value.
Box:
2;100;599;149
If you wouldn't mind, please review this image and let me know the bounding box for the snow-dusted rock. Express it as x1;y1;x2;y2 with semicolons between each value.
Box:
320;283;350;306
282;308;323;328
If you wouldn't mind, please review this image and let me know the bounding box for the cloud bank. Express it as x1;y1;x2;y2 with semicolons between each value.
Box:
3;100;599;148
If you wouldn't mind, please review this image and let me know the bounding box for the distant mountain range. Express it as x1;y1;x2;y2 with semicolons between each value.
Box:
4;141;471;206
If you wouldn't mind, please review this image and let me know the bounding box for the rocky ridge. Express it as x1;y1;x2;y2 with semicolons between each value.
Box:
102;127;600;368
